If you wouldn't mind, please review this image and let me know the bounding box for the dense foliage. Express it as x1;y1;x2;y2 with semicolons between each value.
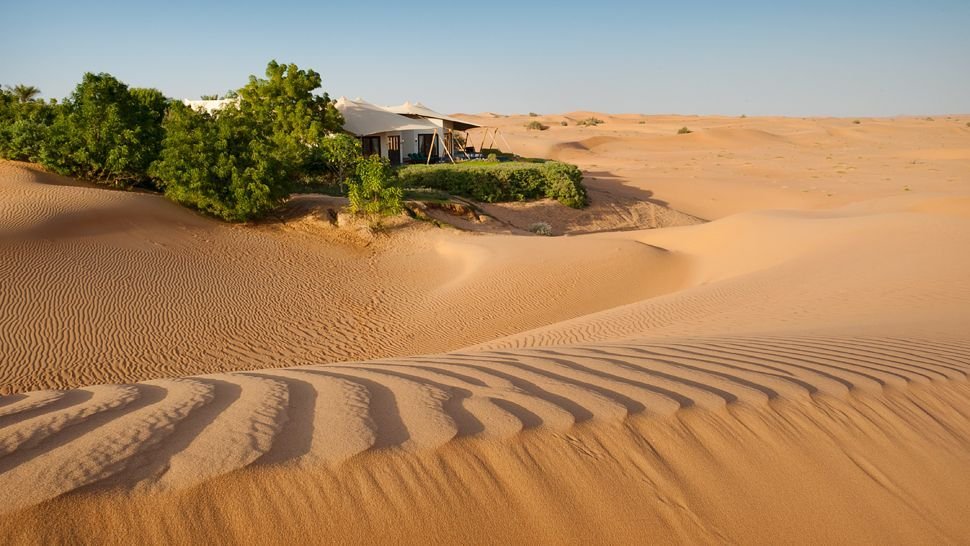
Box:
150;61;345;220
2;62;587;223
348;155;403;217
396;161;587;208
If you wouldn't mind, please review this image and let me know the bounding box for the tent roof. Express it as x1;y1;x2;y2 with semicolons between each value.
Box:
384;101;480;131
335;97;438;136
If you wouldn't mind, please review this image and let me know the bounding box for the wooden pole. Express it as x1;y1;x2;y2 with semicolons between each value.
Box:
426;129;438;164
498;130;515;157
442;130;456;163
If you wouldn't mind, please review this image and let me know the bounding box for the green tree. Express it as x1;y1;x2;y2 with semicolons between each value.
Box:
151;60;347;221
348;155;403;217
316;133;362;189
0;85;57;161
39;73;168;186
7;84;40;103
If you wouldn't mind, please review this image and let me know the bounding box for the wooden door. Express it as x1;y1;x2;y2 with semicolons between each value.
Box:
387;135;401;165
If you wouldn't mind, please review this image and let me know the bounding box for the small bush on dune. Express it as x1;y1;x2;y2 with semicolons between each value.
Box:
529;222;552;236
853;120;861;125
348;155;403;217
528;112;539;117
560;120;568;126
525;120;548;131
577;117;604;127
677;126;692;134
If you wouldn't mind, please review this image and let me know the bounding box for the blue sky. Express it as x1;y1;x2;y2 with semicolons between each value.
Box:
2;0;968;116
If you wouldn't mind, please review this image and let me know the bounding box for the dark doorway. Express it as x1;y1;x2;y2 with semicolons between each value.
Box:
418;133;438;162
387;135;401;165
361;136;381;157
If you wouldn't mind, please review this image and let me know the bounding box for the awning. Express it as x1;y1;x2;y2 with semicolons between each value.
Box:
335;97;438;136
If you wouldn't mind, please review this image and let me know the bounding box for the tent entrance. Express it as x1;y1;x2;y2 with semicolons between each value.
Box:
387;135;401;165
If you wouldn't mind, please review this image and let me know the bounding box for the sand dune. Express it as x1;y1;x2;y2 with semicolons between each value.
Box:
1;335;968;543
1;113;969;543
0;161;686;393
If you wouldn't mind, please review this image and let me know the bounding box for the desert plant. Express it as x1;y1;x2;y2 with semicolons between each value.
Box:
6;84;41;103
151;60;347;220
525;120;548;131
396;161;586;209
577;117;604;127
677;126;692;134
39;73;169;186
638;120;645;124
560;120;568;126
528;222;552;236
347;155;403;217
740;114;747;118
528;112;539;117
966;122;969;128
853;120;861;124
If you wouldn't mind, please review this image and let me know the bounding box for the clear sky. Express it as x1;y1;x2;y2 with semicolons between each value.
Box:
2;0;968;116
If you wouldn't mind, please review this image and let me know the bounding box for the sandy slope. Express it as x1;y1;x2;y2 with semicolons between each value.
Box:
0;161;685;393
1;114;969;544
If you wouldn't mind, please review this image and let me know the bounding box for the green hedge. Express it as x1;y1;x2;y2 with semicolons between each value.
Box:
396;161;587;208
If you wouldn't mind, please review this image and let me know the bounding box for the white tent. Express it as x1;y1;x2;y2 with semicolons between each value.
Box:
182;98;238;114
335;97;438;136
384;101;480;131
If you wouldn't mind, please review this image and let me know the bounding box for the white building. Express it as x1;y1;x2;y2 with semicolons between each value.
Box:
335;97;480;165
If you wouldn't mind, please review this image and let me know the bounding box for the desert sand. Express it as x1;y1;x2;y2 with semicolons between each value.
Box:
1;114;969;544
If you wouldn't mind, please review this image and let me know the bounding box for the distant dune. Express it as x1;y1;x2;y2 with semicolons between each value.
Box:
1;113;969;543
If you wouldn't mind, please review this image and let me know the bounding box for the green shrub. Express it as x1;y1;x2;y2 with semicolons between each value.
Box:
560;120;568;126
529;222;552;236
540;161;587;208
677;126;692;134
0;94;55;162
396;161;587;208
348;155;403;217
150;60;347;221
525;120;548;131
577;117;604;127
528;112;538;117
41;74;168;186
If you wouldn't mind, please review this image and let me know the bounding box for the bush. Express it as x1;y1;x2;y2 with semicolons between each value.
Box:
150;60;346;221
560;120;568;126
529;222;552;236
0;93;56;162
853;120;861;124
677;126;692;134
525;120;548;131
348;155;403;217
41;74;169;186
528;112;538;117
396;161;587;208
577;117;604;127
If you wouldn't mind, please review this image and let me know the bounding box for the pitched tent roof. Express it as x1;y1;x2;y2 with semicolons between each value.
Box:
182;98;238;114
335;97;438;136
384;101;480;131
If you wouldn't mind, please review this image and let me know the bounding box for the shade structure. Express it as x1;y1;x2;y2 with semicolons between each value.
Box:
335;97;438;136
384;101;480;131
